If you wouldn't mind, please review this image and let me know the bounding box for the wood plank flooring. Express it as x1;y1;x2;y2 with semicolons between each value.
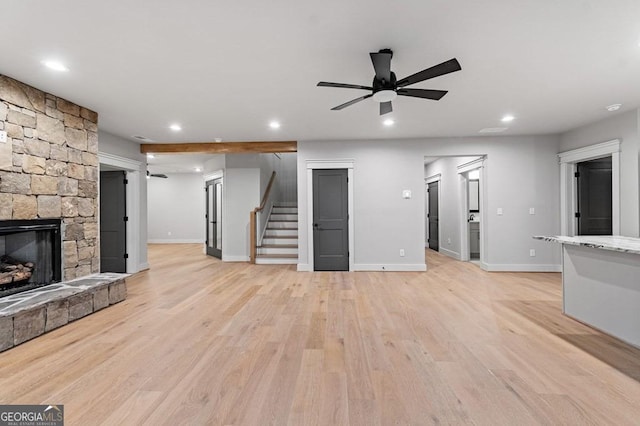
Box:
1;244;640;425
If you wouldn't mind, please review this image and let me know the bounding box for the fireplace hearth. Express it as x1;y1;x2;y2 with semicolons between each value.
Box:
0;219;62;298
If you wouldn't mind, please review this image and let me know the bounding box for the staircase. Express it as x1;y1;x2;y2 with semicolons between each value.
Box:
255;205;298;265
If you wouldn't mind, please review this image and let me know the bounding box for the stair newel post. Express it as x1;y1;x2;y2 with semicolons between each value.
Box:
250;208;258;264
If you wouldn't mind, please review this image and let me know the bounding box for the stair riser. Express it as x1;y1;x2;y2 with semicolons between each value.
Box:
262;238;297;245
269;214;298;221
267;222;298;230
264;229;298;237
257;247;298;255
272;208;298;214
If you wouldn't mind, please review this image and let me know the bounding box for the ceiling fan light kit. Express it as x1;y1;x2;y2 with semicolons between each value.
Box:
318;49;461;115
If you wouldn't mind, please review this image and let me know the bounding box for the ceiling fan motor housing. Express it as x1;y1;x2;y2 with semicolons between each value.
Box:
373;72;397;92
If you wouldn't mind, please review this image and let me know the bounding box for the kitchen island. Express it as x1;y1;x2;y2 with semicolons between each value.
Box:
534;235;640;348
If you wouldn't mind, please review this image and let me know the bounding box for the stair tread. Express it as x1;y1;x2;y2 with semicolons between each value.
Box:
263;235;297;238
260;244;298;248
269;220;298;222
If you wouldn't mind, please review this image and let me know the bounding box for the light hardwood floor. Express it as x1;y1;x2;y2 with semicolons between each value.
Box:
1;244;640;425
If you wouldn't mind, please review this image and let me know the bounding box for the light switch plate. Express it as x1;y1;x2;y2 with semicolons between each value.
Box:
0;131;7;143
402;190;412;199
497;207;503;215
529;207;535;215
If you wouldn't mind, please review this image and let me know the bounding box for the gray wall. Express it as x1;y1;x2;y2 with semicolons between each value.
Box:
560;109;640;237
297;134;561;271
147;173;205;243
223;168;260;261
98;130;148;270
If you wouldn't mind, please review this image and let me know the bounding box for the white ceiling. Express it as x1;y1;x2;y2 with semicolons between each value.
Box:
2;0;640;143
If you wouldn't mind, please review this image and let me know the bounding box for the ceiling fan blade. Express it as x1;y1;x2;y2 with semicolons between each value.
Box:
396;58;461;88
397;88;448;100
151;173;168;179
370;51;392;82
317;81;373;90
331;94;373;111
380;101;393;115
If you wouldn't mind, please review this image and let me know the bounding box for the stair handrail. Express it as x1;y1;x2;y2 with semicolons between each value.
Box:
250;171;276;263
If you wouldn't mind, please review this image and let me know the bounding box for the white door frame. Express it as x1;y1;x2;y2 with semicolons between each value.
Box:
558;139;620;236
457;157;486;267
304;159;354;272
98;152;143;274
424;174;441;251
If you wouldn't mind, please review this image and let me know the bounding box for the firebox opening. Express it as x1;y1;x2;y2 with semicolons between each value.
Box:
0;219;62;298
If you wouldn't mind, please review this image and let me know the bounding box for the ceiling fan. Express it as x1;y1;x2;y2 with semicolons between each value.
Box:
146;170;168;179
317;49;461;115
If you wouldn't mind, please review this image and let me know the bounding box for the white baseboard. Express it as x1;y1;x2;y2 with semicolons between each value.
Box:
222;255;250;262
439;248;461;261
138;262;150;271
147;239;204;244
353;264;427;272
297;263;312;272
483;263;562;272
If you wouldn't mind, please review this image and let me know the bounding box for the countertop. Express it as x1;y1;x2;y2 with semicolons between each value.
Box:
533;235;640;255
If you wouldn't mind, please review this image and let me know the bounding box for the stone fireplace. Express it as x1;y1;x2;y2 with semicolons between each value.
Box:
0;75;128;352
0;75;100;281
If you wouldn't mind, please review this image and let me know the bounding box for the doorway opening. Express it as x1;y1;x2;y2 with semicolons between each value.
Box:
312;169;349;271
100;170;127;273
425;177;440;252
206;178;223;259
467;169;481;260
576;157;612;235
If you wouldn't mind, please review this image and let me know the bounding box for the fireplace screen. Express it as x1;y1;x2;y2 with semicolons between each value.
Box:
0;219;62;298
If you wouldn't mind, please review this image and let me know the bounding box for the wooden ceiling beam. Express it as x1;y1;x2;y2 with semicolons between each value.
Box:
139;141;297;154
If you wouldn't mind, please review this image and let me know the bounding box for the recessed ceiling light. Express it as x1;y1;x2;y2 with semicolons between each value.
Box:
269;121;281;129
195;167;202;172
42;60;69;72
383;118;395;126
606;103;622;112
147;154;155;159
501;115;515;123
169;124;182;131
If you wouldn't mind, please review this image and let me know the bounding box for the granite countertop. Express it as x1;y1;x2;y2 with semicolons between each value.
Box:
533;235;640;255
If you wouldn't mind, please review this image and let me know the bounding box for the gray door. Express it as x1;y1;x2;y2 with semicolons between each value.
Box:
206;178;222;258
100;171;127;273
313;169;348;271
428;181;439;251
576;157;612;235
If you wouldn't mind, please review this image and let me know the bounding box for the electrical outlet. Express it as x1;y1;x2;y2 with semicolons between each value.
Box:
167;231;172;236
399;249;405;257
529;249;536;257
0;131;7;143
497;208;503;216
447;238;451;244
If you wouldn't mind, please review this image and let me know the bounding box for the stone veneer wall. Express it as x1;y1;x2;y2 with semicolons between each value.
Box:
0;75;99;280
